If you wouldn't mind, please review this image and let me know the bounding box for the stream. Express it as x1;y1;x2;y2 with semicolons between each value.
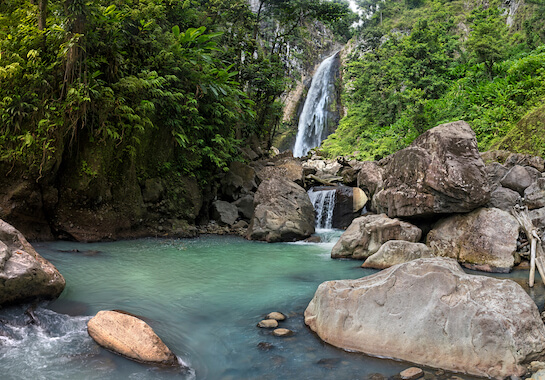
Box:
0;233;541;379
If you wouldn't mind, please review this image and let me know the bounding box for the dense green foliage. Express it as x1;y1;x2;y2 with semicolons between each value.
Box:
322;0;545;160
0;0;352;179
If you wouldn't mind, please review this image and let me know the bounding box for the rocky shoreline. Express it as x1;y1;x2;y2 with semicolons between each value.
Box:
2;120;545;378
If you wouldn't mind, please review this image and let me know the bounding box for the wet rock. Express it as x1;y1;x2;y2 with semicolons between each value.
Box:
0;219;65;306
247;177;315;242
400;367;424;380
266;312;286;321
304;257;545;378
257;342;275;351
305;236;322;243
525;178;545;210
257;319;278;328
272;328;293;337
362;241;433;269
373;121;490;217
368;373;386;380
316;357;341;369
211;200;238;226
332;214;421;260
87;310;180;367
427;208;519;273
501;165;536;195
488;186;521;211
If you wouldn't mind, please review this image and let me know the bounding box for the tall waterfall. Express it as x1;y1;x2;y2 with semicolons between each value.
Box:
293;52;339;157
308;188;336;230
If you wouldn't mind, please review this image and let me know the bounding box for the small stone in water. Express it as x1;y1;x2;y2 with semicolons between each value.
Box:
266;312;286;321
400;367;424;380
316;357;341;369
272;328;293;337
367;373;386;380
257;342;274;351
257;319;278;328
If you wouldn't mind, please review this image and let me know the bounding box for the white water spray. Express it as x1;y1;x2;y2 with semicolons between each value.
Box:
293;52;339;157
308;188;336;230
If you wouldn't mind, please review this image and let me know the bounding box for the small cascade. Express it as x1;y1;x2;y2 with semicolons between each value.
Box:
308;188;336;230
293;52;339;157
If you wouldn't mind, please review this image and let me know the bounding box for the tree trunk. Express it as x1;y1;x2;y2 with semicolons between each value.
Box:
38;0;47;30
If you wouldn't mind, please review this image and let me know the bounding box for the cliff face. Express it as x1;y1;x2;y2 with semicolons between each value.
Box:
0;126;202;241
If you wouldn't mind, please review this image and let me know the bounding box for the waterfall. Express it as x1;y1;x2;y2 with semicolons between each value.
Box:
293;52;339;157
308;188;336;230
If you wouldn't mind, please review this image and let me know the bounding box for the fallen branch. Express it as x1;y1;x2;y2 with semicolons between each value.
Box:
512;206;545;287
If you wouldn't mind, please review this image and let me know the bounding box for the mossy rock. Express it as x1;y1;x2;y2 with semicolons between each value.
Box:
492;102;545;157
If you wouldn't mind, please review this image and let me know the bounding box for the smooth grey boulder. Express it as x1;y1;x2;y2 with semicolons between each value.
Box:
0;219;65;306
211;200;238;226
373;121;490;217
247;177;314;242
331;214;421;260
362;240;433;269
487;186;521;211
427;208;519;273
87;310;180;367
233;194;255;220
525;178;545;210
500;165;536;195
304;257;545;378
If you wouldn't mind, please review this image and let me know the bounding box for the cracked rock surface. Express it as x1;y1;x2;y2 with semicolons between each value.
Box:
304;257;545;378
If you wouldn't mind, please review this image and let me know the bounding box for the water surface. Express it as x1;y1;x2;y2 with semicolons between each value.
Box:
0;234;532;379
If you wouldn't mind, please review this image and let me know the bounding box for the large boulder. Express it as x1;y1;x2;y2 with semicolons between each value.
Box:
362;240;433;269
501;165;537;195
0;219;65;306
487;186;521;211
525;178;545;210
331;214;421;260
427;208;519;273
210;200;238;226
304;257;545;378
373;121;490;217
87;310;181;367
247;177;314;242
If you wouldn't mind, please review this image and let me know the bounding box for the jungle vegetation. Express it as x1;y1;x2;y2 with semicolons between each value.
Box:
0;0;353;181
321;0;545;160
